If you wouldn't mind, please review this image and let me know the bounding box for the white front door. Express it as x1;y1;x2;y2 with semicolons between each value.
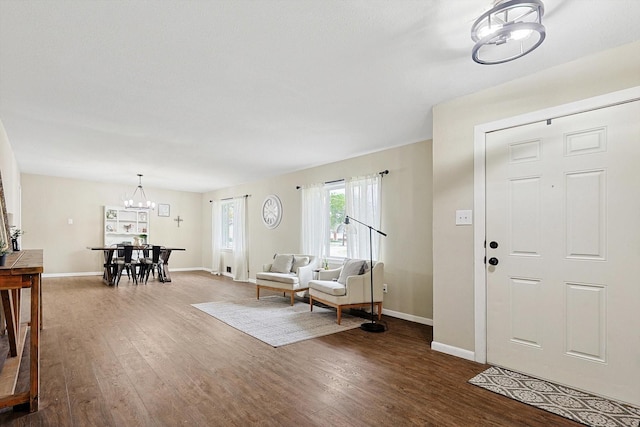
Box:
485;100;640;406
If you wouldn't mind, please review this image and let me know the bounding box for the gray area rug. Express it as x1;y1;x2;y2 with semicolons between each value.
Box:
191;296;362;347
469;366;640;427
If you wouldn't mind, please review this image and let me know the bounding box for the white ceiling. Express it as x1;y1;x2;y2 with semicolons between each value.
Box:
1;0;639;193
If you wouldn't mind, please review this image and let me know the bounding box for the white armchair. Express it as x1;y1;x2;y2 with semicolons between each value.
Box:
308;259;384;325
255;254;318;305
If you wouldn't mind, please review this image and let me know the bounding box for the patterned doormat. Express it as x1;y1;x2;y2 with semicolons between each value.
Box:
469;366;640;427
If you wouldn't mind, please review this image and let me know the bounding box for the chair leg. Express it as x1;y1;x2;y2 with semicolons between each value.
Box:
290;291;294;306
138;263;149;285
144;264;151;284
337;307;342;325
309;296;314;311
256;286;260;300
376;302;382;320
115;265;123;286
128;264;137;285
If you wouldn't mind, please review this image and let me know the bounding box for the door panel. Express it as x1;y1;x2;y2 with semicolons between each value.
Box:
565;282;606;362
509;176;541;256
565;169;606;259
510;277;542;347
486;100;640;406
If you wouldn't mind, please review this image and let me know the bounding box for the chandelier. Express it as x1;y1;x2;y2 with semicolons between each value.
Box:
124;174;156;210
471;0;546;65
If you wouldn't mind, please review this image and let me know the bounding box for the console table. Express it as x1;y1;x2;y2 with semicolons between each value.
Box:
0;249;42;412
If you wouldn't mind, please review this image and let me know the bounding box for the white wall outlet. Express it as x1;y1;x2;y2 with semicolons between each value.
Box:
455;209;473;225
383;283;388;293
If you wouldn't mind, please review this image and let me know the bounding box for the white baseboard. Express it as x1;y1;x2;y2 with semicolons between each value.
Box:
43;268;206;278
43;271;102;278
208;270;235;279
431;341;476;361
381;308;433;326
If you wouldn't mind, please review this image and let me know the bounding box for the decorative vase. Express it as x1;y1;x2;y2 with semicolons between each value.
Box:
11;238;19;252
0;254;6;267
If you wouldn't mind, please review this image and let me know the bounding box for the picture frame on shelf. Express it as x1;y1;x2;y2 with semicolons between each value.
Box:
158;204;170;217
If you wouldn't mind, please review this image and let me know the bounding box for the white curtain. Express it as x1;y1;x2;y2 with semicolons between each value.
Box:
211;201;223;275
345;174;382;260
232;196;249;282
301;183;327;258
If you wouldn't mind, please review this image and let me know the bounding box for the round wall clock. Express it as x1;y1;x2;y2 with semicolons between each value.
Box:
261;194;282;229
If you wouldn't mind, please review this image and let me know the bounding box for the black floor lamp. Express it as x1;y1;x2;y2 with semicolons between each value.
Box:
344;215;387;333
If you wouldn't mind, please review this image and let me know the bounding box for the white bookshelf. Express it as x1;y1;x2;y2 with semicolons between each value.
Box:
104;205;150;246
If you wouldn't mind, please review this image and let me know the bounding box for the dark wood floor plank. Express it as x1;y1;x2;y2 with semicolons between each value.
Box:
0;272;582;426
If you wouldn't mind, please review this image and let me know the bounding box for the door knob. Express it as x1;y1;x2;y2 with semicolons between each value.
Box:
489;241;499;249
488;257;499;266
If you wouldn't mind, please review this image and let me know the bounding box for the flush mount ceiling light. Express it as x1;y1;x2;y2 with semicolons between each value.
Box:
124;174;156;210
471;0;546;65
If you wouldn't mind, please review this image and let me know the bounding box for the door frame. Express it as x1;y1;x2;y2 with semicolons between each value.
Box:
473;86;640;364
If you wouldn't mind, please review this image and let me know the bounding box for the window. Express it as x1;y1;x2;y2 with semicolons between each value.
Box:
326;182;347;258
221;201;234;249
302;173;381;261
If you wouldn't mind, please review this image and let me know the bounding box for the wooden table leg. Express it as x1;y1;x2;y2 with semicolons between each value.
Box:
30;274;40;412
161;249;173;282
103;249;116;285
0;290;17;357
39;275;43;330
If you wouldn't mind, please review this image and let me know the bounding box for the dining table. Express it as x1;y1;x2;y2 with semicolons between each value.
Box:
89;246;185;285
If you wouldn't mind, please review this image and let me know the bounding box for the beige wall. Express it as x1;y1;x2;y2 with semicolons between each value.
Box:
203;140;434;321
20;174;203;274
432;41;640;353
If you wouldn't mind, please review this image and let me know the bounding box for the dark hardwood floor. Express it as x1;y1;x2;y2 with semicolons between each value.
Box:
0;272;581;426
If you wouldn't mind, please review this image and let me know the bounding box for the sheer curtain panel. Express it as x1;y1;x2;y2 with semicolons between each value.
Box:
211;201;223;275
345;174;382;260
301;183;328;259
232;196;249;281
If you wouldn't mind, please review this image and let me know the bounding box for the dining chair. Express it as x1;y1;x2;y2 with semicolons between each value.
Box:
135;244;151;283
142;245;165;284
115;245;139;286
113;244;133;280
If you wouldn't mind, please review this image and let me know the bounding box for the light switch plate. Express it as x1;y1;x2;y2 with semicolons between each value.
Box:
456;210;472;225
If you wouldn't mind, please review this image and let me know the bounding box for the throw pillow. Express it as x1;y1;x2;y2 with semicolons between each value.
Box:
337;259;365;284
292;256;310;273
271;254;294;273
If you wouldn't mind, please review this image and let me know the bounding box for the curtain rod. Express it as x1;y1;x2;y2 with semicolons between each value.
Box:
209;194;250;202
296;169;389;190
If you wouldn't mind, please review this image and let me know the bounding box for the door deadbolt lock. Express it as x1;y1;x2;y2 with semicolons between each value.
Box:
489;241;499;249
488;257;499;266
